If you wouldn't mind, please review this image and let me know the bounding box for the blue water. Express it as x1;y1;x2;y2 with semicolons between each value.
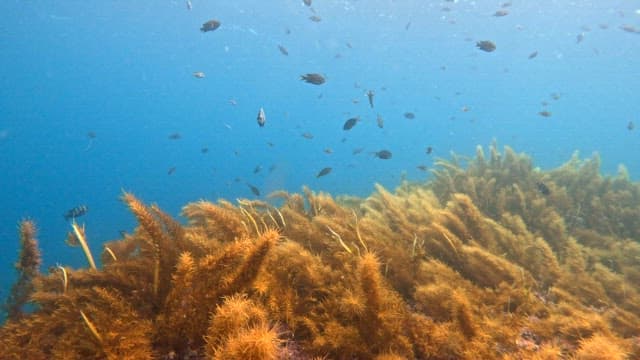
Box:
1;1;639;306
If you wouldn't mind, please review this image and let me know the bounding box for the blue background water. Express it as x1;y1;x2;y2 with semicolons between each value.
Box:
1;0;638;309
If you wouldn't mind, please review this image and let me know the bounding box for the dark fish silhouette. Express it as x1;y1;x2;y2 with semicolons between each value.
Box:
200;19;221;32
528;51;538;59
316;167;332;178
493;10;508;17
168;133;181;140
627;121;634;131
536;181;551;196
538;110;552;117
248;184;261;196
64;205;88;221
426;146;433;155
303;0;312;6
257;107;266;127
301;73;325;85
278;45;289;56
476;40;496;52
167;166;176;175
367;90;375;108
376;114;384;129
373;150;392;159
404;112;415;119
309;15;322;22
343;117;360;130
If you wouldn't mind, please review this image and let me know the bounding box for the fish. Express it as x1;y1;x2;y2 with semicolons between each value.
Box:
168;133;181;140
253;165;262;174
301;132;314;139
628;121;635;131
576;33;584;43
186;0;192;10
425;146;433;155
538;110;552;117
309;15;322;22
476;40;496;52
64;205;88;221
257;107;266;127
493;10;509;17
323;148;333;154
376;114;384;129
278;45;289;56
366;90;375;108
620;25;640;34
303;0;312;6
343;116;360;130
405;22;411;30
193;71;205;78
167;166;176;175
352;147;364;155
87;131;96;139
200;19;221;32
316;167;332;178
535;181;551;196
404;112;416;119
301;73;326;85
417;165;428;171
201;147;209;153
528;51;538;59
247;184;261;196
373;150;392;159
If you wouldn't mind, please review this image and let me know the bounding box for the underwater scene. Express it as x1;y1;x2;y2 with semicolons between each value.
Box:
1;1;640;359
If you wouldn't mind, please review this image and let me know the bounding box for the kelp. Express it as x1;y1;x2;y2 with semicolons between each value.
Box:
2;145;640;359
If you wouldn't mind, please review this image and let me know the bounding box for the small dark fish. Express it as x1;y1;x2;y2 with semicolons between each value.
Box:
493;10;509;17
425;146;433;155
167;166;176;175
627;121;635;131
316;167;332;178
253;165;262;174
301;132;314;139
248;184;261;196
303;0;312;6
278;45;289;56
323;148;333;154
404;112;416;119
366;90;375;108
301;73;326;85
576;33;584;43
352;147;364;155
200;19;221;32
343;116;360;130
476;40;496;52
346;42;353;49
374;150;392;159
501;2;512;7
405;22;411;30
417;165;428;171
535;181;551;196
538;110;552;117
64;205;88;221
201;147;209;153
376;114;384;129
620;25;640;34
87;131;96;139
309;15;322;22
257;107;266;127
168;133;181;140
528;51;538;59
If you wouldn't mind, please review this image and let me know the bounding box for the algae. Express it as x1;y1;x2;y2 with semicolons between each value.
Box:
2;144;639;359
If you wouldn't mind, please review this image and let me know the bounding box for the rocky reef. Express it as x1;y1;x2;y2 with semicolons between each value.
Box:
2;144;639;359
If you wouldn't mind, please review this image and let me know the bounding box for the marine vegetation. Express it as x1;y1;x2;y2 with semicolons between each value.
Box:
2;143;640;359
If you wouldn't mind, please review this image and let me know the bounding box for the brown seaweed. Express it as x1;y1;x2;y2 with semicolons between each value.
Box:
1;145;640;359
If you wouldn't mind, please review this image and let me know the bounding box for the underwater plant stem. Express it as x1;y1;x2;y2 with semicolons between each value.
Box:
80;310;103;344
71;221;97;270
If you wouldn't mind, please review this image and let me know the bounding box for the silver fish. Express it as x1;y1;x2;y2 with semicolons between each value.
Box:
257;107;266;127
